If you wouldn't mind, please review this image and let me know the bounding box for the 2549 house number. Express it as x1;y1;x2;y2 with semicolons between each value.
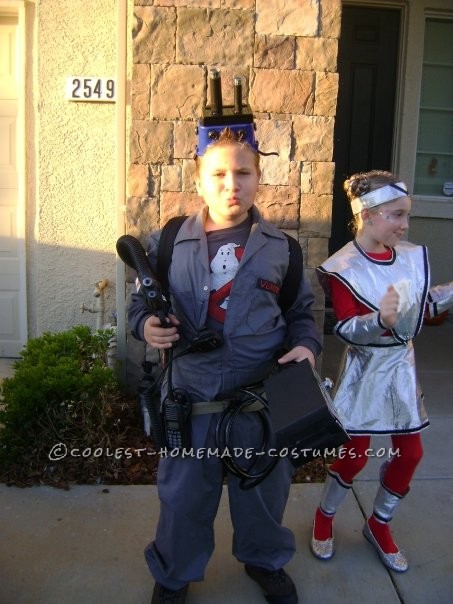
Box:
66;77;116;102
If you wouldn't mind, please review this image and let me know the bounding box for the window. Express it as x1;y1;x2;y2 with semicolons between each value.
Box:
414;18;453;198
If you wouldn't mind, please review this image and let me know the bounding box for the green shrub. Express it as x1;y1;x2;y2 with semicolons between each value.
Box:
0;325;134;486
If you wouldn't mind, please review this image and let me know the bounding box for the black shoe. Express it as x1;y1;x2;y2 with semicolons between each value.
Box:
245;564;298;604
151;583;188;604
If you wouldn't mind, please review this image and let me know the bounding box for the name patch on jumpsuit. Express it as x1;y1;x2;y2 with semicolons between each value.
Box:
257;278;281;296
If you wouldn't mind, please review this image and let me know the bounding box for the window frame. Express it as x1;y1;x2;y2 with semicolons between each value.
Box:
395;1;453;219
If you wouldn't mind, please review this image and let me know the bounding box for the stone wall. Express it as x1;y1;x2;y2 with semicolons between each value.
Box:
126;0;342;346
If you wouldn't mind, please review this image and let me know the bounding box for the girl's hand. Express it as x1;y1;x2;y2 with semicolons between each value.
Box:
277;346;315;367
143;314;180;349
379;285;400;329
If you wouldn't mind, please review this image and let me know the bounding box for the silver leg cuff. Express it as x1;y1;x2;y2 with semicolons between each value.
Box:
373;484;403;523
319;470;352;517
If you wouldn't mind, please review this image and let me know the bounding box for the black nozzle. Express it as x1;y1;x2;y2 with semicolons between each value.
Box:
209;68;223;116
116;234;170;323
116;235;151;280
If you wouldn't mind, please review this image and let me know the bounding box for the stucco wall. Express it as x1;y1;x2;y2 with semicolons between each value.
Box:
26;0;119;336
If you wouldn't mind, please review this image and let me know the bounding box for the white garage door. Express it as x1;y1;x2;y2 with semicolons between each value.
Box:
0;15;26;357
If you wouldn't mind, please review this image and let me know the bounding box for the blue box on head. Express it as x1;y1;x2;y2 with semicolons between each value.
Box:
195;68;258;156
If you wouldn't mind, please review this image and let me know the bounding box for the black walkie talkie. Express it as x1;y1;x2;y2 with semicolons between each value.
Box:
162;390;192;450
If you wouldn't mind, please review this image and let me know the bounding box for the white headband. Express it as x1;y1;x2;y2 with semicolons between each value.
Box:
350;181;409;215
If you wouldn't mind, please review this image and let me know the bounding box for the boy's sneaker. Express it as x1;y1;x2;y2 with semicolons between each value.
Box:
151;583;188;604
245;564;298;603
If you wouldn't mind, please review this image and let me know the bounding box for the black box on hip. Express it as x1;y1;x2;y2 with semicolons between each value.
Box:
264;359;349;468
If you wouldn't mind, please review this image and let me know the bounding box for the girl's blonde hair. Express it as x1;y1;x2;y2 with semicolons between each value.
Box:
194;127;260;177
344;170;400;202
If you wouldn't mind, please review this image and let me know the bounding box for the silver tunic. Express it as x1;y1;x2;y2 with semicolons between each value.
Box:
317;240;430;435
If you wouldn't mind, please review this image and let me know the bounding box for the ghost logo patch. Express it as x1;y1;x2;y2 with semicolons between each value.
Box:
208;242;244;323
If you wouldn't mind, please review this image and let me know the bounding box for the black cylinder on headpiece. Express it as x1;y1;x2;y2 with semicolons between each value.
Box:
233;76;242;114
209;68;223;116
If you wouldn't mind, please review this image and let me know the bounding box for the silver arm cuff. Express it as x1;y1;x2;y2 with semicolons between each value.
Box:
335;312;387;345
427;281;453;316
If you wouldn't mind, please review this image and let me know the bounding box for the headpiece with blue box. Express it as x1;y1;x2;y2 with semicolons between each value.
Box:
195;68;258;156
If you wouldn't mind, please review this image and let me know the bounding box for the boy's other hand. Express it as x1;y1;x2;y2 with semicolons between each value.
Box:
277;346;315;367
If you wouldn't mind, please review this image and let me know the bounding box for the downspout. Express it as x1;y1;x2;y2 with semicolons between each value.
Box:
115;0;127;382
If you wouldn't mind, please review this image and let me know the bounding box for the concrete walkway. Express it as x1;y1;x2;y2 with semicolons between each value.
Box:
1;317;452;604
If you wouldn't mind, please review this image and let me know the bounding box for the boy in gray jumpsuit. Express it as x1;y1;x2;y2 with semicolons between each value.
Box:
128;128;321;604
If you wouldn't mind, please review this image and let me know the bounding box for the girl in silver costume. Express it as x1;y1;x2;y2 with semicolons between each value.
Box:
310;170;453;572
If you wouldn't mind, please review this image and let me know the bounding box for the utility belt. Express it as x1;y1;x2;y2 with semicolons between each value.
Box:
145;361;350;490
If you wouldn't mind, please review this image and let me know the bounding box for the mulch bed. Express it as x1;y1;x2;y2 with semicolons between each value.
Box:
0;394;328;490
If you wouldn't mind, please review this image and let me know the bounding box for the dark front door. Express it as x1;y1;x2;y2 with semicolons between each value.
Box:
330;5;401;255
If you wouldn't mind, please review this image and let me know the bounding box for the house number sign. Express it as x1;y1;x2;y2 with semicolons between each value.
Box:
66;77;116;102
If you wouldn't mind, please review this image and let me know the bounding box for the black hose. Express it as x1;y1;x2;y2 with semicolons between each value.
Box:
215;388;279;490
116;234;152;278
116;235;170;324
139;363;166;450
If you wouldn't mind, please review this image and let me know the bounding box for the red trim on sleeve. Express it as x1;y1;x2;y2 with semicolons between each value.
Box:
330;277;371;320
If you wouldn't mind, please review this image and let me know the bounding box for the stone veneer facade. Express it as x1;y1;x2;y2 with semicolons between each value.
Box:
125;0;342;371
